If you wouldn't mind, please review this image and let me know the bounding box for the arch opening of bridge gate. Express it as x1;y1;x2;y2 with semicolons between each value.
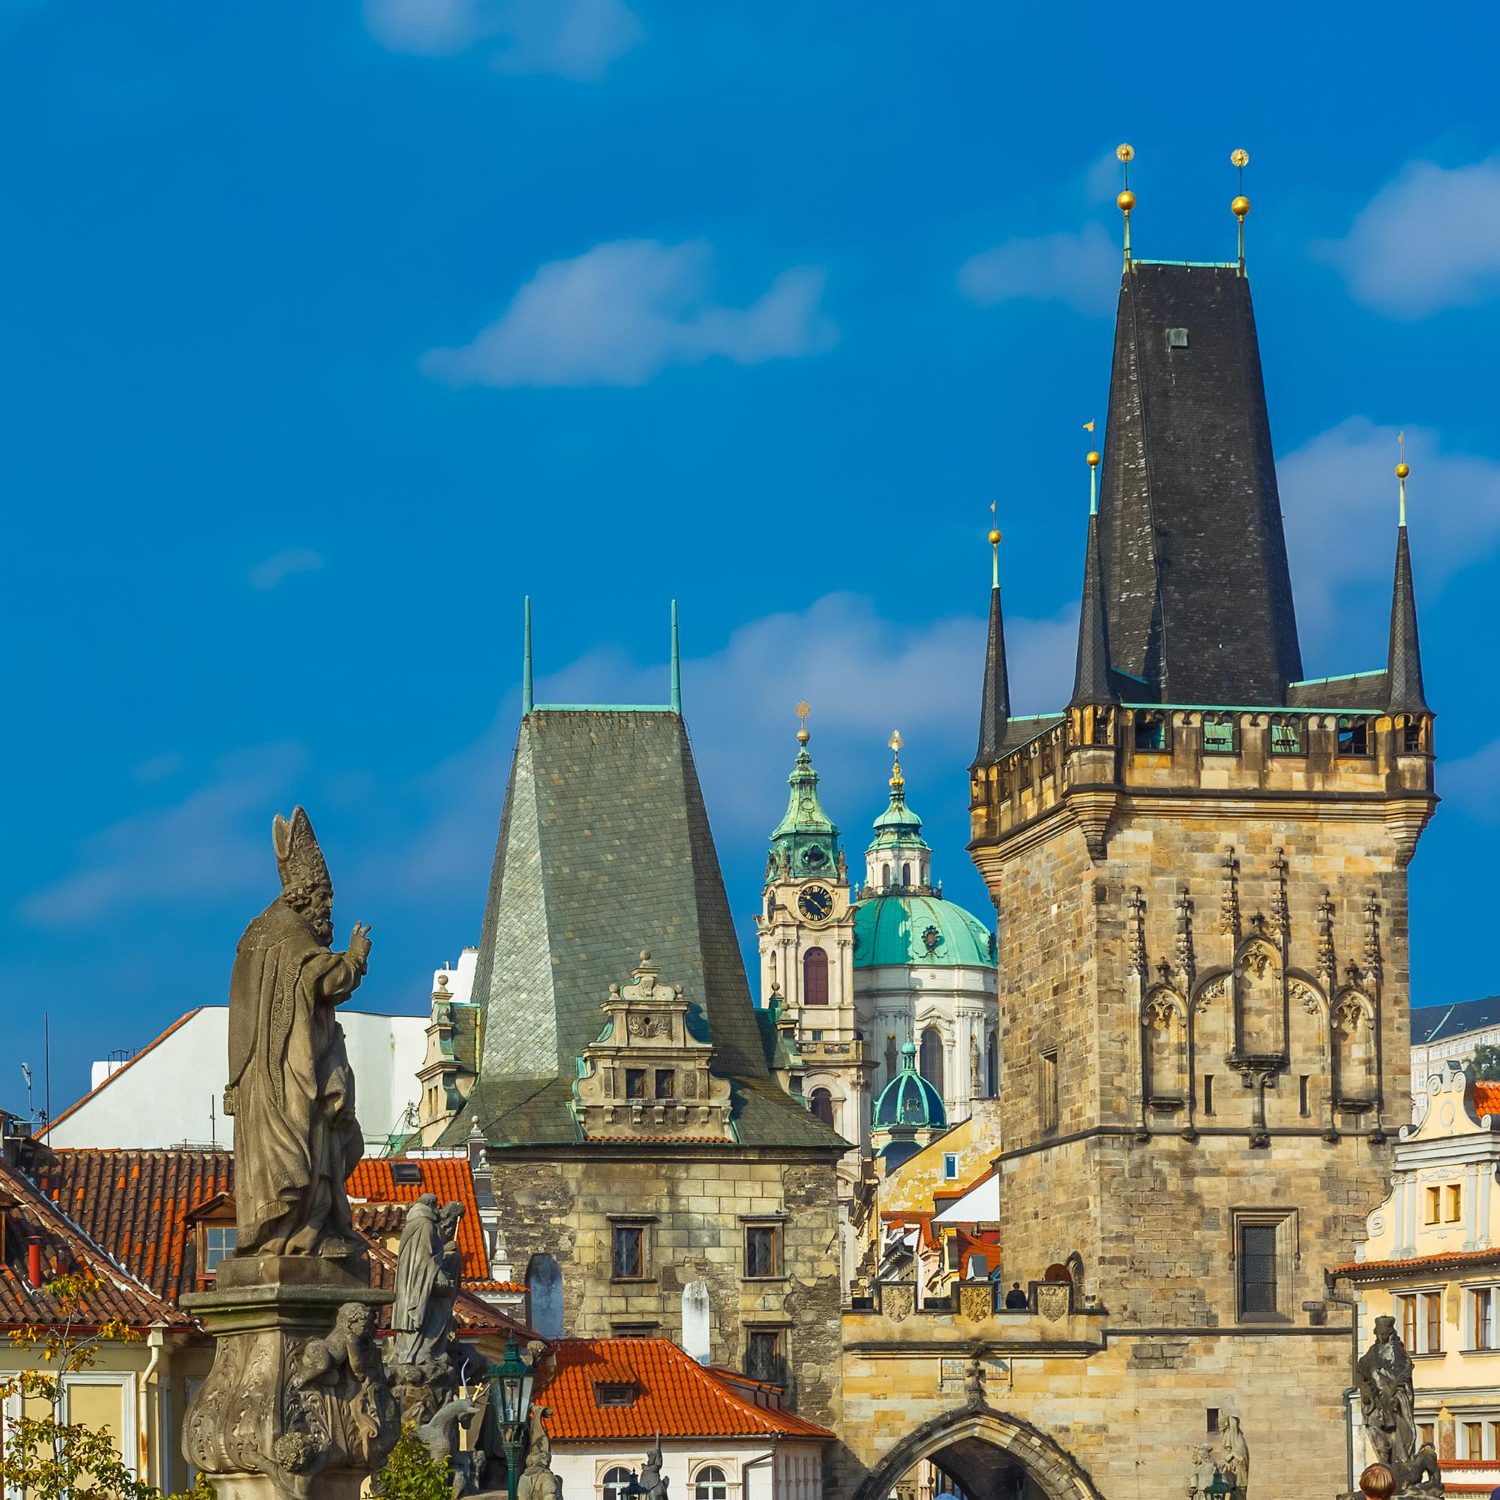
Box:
850;1409;1101;1500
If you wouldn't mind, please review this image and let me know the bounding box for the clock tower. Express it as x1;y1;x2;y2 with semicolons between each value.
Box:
755;706;869;1279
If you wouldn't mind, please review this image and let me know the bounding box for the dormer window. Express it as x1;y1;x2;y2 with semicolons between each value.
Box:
594;1381;637;1407
204;1224;237;1273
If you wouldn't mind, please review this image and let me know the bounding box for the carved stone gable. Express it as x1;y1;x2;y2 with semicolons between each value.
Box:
572;951;734;1141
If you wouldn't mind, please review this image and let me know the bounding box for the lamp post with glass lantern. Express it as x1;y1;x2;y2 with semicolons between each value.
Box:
487;1333;535;1500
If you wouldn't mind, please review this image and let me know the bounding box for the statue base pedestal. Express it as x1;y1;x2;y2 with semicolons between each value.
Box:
182;1257;396;1500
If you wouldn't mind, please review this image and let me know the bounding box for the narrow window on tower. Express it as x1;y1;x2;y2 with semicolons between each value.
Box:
1040;1050;1059;1134
1202;1075;1215;1116
802;947;829;1006
1299;1075;1310;1116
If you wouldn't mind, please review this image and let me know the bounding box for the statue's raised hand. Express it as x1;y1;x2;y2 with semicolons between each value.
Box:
348;922;373;964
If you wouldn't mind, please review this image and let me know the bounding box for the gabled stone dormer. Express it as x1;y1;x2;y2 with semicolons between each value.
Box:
572;952;733;1141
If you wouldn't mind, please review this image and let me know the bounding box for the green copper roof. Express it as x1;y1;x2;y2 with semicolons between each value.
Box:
766;726;842;881
873;1042;946;1131
853;893;995;969
867;766;930;854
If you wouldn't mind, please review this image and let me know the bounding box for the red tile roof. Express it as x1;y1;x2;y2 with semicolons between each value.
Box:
39;1009;204;1138
347;1156;489;1280
0;1156;192;1330
1330;1246;1500;1282
1475;1082;1500;1117
538;1339;833;1443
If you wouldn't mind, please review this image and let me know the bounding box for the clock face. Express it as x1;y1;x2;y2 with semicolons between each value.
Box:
798;884;834;923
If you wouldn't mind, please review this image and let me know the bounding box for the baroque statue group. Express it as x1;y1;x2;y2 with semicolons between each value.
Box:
180;808;560;1500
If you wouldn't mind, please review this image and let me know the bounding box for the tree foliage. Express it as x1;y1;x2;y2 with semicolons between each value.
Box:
1470;1045;1500;1082
1;1274;214;1500
372;1426;454;1500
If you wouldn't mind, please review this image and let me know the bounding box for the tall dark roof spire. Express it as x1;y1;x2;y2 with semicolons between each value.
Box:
1387;455;1429;715
1070;450;1116;708
1097;261;1302;706
972;525;1011;767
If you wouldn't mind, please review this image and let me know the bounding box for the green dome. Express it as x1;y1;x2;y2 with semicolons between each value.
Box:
853;893;995;969
873;1043;947;1131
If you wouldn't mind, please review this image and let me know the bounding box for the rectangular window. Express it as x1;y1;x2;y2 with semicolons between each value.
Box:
1491;1421;1500;1459
744;1225;781;1279
654;1069;675;1100
1472;1287;1493;1348
1270;718;1304;755
1448;1184;1463;1222
1299;1075;1310;1117
744;1329;784;1387
1202;1074;1215;1116
204;1225;238;1273
611;1225;645;1280
943;1153;959;1181
1206;1408;1220;1434
625;1069;646;1100
1238;1223;1278;1316
1419;1423;1435;1451
1466;1422;1484;1460
1403;721;1424;753
1133;711;1169;752
1202;717;1236;754
1425;1291;1443;1354
1040;1051;1059;1133
1399;1293;1418;1351
1425;1186;1441;1225
1336;717;1370;757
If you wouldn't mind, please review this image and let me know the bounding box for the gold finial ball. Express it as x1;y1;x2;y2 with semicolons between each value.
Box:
1396;461;1410;479
1086;451;1101;468
1231;148;1250;169
1232;195;1250;220
1117;189;1136;213
1115;143;1135;164
988;528;1002;546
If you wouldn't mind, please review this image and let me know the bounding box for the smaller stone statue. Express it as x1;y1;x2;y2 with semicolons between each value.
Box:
1219;1414;1248;1498
1354;1316;1441;1497
1187;1443;1217;1499
290;1303;400;1473
516;1409;559;1500
391;1195;459;1377
639;1436;669;1500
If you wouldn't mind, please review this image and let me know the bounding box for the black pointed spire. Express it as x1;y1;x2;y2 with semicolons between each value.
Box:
973;535;1011;768
1387;464;1428;715
1070;504;1116;709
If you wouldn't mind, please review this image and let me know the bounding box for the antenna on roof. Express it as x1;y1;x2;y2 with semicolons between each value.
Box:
522;596;534;715
1231;149;1251;275
1116;144;1136;268
669;600;682;714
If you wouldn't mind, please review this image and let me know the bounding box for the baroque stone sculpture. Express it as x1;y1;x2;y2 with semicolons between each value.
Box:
226;806;371;1258
184;809;397;1500
638;1437;668;1500
1349;1316;1441;1498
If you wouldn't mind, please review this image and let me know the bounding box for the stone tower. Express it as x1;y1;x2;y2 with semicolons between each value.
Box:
967;253;1436;1490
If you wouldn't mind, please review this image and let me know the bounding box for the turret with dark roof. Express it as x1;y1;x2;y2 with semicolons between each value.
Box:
973;536;1011;767
1069;456;1118;710
1388;464;1429;715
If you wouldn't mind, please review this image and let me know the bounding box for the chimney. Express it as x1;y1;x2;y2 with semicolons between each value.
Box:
27;1236;42;1290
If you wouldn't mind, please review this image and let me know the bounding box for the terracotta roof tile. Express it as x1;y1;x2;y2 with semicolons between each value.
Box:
1475;1082;1500;1117
1330;1246;1500;1281
538;1338;833;1443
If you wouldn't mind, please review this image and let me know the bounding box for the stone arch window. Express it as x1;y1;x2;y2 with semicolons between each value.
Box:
882;862;891;890
693;1467;729;1500
603;1468;634;1500
802;946;829;1005
986;1031;998;1096
901;861;912;887
810;1087;835;1129
919;1027;945;1096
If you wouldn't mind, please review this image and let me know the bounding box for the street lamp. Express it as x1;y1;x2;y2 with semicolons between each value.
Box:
1203;1470;1234;1499
488;1334;535;1500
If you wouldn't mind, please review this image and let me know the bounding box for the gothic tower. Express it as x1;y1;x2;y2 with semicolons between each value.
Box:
967;213;1436;1491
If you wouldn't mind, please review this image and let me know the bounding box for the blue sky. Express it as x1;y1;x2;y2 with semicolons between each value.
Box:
4;0;1499;1114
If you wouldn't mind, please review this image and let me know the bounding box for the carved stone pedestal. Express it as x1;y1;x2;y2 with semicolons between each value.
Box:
183;1257;398;1500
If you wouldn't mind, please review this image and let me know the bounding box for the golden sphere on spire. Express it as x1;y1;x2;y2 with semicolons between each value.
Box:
1117;190;1136;214
988;528;1001;546
1396;461;1410;480
1232;195;1250;220
1086;451;1101;468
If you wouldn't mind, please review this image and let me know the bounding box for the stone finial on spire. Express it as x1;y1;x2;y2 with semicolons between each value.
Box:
1231;148;1250;275
973;515;1011;770
1069;450;1117;709
1387;442;1429;716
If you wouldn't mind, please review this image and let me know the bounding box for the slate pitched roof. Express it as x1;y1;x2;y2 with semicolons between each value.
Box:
1284;672;1391;710
972;583;1010;767
1388;524;1429;714
1411;998;1500;1045
0;1155;191;1329
455;709;843;1151
538;1337;833;1442
1097;262;1302;707
1069;510;1116;708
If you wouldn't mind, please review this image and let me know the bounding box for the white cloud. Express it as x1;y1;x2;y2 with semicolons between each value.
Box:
422;240;837;389
249;548;324;591
1279;418;1500;668
957;222;1118;318
20;743;306;927
1314;153;1500;317
364;0;641;81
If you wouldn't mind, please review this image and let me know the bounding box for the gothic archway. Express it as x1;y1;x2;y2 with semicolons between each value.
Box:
852;1408;1101;1500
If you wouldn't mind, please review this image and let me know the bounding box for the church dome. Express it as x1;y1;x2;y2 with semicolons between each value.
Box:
853;893;995;969
873;1042;947;1131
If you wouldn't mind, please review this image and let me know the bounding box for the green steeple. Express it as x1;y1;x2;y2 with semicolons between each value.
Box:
766;707;843;884
868;732;930;855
